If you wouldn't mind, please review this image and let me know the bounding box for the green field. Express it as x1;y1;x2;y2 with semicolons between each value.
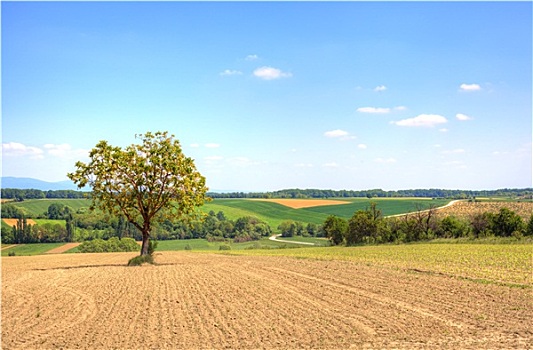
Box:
7;197;451;229
1;243;65;256
201;198;450;228
7;199;91;217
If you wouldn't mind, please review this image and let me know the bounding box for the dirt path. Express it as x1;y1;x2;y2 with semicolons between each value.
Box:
2;252;531;349
1;244;19;251
385;199;464;218
45;242;81;254
269;234;316;245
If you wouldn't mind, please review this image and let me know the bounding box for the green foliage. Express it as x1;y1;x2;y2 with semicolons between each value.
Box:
78;237;139;253
323;215;347;245
184;243;192;250
1;243;65;256
128;254;154;266
491;208;525;237
219;244;231;250
68;131;209;256
526;214;533;236
8;251;16;256
148;239;158;255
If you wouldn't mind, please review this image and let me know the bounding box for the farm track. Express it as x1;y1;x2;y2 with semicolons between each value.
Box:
2;252;531;349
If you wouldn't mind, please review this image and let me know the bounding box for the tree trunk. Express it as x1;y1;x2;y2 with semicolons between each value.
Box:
140;232;150;256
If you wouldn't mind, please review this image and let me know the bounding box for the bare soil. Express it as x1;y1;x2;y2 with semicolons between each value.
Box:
251;198;351;209
2;252;531;349
44;242;81;254
2;218;37;226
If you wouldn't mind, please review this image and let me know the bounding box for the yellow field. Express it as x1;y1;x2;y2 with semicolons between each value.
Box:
250;198;351;209
2;252;531;349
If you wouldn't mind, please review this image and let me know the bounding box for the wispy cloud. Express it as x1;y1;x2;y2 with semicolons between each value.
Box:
456;113;473;121
324;129;349;138
220;69;242;76
205;143;220;148
374;85;387;92
2;142;44;159
322;162;339;168
357;144;367;149
253;66;292;80
357;107;391;114
392;114;448;128
324;129;355;140
245;54;259;61
459;83;481;92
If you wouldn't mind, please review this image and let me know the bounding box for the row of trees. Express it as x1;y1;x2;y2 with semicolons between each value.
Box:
1;188;86;200
208;188;533;199
323;204;533;245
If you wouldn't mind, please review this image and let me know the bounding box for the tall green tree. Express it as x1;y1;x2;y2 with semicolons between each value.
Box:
323;215;347;245
68;131;209;256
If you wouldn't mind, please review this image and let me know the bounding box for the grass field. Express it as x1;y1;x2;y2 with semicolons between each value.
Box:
1;243;66;257
7;198;451;227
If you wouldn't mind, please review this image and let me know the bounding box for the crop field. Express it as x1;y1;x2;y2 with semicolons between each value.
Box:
201;198;451;228
436;201;533;220
2;246;531;349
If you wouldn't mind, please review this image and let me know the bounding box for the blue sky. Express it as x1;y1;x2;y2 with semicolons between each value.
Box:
2;1;532;192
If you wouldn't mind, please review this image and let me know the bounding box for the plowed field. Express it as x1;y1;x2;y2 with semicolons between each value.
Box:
2;252;531;349
250;198;351;209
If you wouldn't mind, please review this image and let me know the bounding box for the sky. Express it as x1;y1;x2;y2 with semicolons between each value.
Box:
1;1;532;192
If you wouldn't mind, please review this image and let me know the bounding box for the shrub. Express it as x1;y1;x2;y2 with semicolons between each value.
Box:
8;251;16;256
184;243;192;250
127;255;154;266
219;244;231;251
78;237;139;253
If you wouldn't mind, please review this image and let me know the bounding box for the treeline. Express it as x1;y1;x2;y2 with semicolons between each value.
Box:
322;204;533;246
1;188;86;200
1;202;273;245
208;188;533;199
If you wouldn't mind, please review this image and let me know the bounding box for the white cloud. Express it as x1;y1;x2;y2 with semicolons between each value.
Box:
220;69;242;76
374;85;387;92
357;107;391;114
394;106;407;111
324;129;349;138
245;54;259;61
2;142;44;159
253;66;292;80
439;128;449;133
392;114;448;128
357;144;367;149
374;157;397;164
456;113;473;121
459;83;481;91
322;162;339;168
205;143;220;148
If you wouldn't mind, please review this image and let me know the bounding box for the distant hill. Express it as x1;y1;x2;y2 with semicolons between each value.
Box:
1;177;79;191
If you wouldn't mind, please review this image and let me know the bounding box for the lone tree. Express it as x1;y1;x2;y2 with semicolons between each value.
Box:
68;131;209;256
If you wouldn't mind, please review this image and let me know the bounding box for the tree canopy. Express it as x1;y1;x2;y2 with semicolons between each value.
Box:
68;131;209;255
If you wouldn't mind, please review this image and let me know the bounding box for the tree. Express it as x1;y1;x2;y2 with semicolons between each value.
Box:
323;215;347;245
68;131;209;256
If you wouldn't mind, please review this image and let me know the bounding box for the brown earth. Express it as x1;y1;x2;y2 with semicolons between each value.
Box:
2;218;37;226
251;198;351;209
2;252;531;349
436;201;533;221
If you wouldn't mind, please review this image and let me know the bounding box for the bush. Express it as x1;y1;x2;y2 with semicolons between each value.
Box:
8;251;16;256
184;243;192;250
127;255;154;266
78;237;139;253
219;244;231;251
